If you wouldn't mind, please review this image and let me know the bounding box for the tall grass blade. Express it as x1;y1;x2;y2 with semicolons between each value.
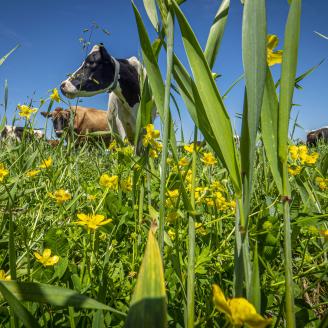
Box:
261;70;283;194
0;281;41;328
0;281;124;315
204;0;230;69
0;44;20;66
125;227;167;328
172;1;241;194
143;0;160;31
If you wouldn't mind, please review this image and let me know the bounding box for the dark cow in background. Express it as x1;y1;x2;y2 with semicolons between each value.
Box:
41;106;110;144
307;127;328;146
1;125;44;141
60;43;155;145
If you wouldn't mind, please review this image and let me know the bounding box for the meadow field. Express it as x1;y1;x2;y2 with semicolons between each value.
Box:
0;0;327;327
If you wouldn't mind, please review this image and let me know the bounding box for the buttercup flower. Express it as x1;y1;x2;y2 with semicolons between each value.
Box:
99;174;119;190
184;143;197;153
267;34;283;66
149;148;159;159
168;229;176;240
26;169;41;177
201;152;217;166
0;270;11;281
320;230;328;241
213;284;272;328
50;88;60;102
17;104;38;119
178;157;189;167
305;152;319;165
142;124;160;147
315;177;328;191
121;177;132;192
39;157;53;169
75;213;112;230
288;145;298;160
34;249;59;267
0;163;9;182
49;189;71;204
288;165;301;176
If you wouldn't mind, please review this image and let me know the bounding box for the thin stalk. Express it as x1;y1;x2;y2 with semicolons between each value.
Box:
186;126;197;328
282;162;295;327
158;8;174;255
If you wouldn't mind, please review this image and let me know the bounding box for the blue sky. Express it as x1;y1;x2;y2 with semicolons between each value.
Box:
0;0;327;141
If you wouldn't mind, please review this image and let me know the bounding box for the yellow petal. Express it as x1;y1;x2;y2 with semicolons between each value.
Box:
45;255;59;266
212;284;232;317
99;218;113;226
34;252;42;260
268;50;283;66
77;213;89;221
244;313;272;328
42;249;52;259
267;34;279;51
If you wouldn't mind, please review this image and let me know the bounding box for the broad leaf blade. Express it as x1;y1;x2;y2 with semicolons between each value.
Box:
173;1;241;194
204;0;230;69
0;281;41;328
125;228;167;327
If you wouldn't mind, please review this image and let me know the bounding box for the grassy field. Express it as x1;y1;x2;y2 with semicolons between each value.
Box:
1;0;328;327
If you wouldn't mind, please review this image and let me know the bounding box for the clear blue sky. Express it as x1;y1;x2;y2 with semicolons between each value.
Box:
0;0;327;141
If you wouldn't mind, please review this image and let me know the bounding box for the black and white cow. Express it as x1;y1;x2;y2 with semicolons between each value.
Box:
307;127;328;146
1;125;44;141
60;43;152;144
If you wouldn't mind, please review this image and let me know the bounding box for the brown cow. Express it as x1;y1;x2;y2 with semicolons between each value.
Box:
41;106;111;144
307;127;328;146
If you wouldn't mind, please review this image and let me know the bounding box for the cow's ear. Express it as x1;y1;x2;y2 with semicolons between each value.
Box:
99;45;111;61
41;111;52;117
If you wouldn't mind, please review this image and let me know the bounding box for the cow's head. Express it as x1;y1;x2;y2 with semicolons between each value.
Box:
60;44;119;99
41;108;70;137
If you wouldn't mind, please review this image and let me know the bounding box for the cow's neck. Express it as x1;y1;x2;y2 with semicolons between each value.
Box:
111;59;140;110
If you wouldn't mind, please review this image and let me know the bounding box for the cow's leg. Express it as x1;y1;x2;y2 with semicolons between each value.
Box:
107;93;127;142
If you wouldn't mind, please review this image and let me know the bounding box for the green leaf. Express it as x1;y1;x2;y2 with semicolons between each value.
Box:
240;0;267;217
261;69;283;194
250;242;260;312
143;0;159;31
314;31;328;40
0;281;125;316
0;281;41;328
204;0;230;69
125;228;167;327
172;1;241;194
278;0;302;162
0;44;20;66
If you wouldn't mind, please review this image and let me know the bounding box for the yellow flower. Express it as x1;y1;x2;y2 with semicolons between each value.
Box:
0;270;11;281
167;189;179;198
121;177;132;192
75;213;112;230
87;194;97;201
298;145;308;164
288;145;298;160
305;152;319;165
39;157;52;169
149;148;159;159
211;180;225;192
119;145;134;156
17;104;38;119
315;177;328;191
26;169;41;177
213;284;272;328
99;174;118;190
0;163;9;182
108;140;117;151
49;189;71;204
195;222;207;235
201;152;217;166
142;124;160;147
34;249;59;267
267;34;283;66
184;143;197;153
50;88;60;102
166;157;174;165
166;189;179;208
320;230;328;241
288;165;301;176
178;157;189;167
168;229;176;240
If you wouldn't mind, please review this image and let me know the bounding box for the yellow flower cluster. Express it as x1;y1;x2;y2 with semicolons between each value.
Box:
17;104;38;119
50;88;60;103
0;270;11;281
142;124;162;158
184;142;199;153
75;213;112;230
121;176;132;192
48;189;71;204
39;157;53;169
0;163;9;182
315;177;328;191
166;189;180;208
288;145;319;176
99;173;118;190
201;152;217;166
213;284;272;328
320;230;328;241
34;249;59;267
267;34;283;67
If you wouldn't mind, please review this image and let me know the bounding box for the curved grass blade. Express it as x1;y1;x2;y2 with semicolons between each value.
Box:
0;281;125;316
261;69;283;194
173;1;241;194
0;44;20;66
204;0;230;69
0;281;41;328
125;227;167;328
143;0;159;31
